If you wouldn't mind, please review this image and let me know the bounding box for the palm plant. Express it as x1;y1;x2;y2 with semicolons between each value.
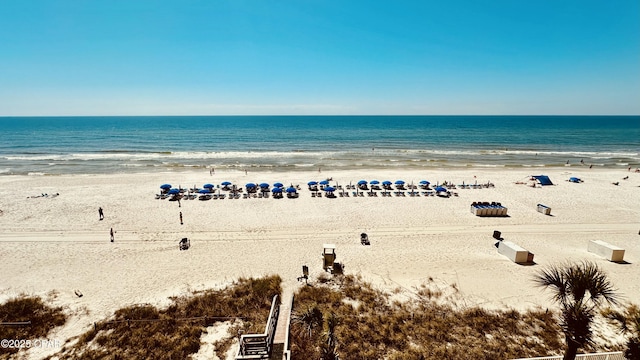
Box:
320;312;340;360
293;304;324;338
604;304;640;360
534;261;619;360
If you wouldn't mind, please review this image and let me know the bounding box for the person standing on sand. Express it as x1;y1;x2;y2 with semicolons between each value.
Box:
110;228;114;242
98;207;104;220
180;211;183;225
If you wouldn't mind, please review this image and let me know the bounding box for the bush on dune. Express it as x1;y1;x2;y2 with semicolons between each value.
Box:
51;275;281;360
0;295;67;358
290;274;565;360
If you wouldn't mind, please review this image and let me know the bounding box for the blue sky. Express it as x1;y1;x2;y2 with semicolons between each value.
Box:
1;1;639;115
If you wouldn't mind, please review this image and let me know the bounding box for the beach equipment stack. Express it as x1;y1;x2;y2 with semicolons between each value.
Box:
470;202;508;217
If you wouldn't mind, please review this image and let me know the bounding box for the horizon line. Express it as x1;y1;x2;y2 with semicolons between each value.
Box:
1;114;639;118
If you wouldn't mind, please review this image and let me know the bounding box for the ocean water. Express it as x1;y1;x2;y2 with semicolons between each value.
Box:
0;115;638;175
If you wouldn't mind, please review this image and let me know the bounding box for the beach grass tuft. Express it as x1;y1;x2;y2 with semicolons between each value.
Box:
50;275;281;360
0;295;67;357
290;274;568;360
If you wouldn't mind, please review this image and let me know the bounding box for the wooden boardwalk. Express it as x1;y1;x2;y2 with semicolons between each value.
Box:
236;292;293;360
272;292;293;359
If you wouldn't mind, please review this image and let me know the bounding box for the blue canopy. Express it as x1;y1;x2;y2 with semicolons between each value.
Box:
286;187;297;193
203;183;214;188
160;184;172;189
357;180;367;185
324;186;336;192
319;180;330;185
198;188;211;194
272;187;283;193
259;183;270;188
370;180;380;185
167;188;180;195
308;181;318;186
246;183;257;188
395;180;405;185
419;180;430;185
435;186;447;192
533;175;554;186
221;181;232;186
382;180;392;185
273;182;284;188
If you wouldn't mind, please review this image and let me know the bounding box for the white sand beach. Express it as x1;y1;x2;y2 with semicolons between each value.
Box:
1;167;639;357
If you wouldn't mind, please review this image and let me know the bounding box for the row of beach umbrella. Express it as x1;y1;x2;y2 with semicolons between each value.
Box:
162;179;447;196
307;179;434;187
160;182;296;195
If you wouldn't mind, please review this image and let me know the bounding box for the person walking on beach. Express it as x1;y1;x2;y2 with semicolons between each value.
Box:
180;211;183;225
98;207;104;220
110;228;114;242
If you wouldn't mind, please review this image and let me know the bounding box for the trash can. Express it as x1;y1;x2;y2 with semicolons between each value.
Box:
493;230;502;240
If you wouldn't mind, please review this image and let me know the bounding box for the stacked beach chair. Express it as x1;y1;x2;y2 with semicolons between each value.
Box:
470;202;508;217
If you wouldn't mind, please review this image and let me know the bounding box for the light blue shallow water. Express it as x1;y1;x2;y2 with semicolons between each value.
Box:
0;115;638;175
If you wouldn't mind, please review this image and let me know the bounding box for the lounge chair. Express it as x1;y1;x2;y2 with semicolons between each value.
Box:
179;238;190;251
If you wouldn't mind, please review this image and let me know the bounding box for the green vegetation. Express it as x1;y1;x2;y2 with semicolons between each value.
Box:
0;295;67;358
51;275;281;360
604;304;640;359
290;274;565;360
534;261;619;360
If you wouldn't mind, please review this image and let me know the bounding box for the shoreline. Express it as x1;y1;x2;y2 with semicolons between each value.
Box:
1;166;639;356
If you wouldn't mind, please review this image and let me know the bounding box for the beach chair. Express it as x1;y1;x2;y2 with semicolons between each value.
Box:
297;265;309;283
179;238;190;251
360;233;370;245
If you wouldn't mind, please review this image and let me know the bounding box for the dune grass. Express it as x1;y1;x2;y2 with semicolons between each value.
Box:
290;274;566;360
50;275;281;360
0;295;67;358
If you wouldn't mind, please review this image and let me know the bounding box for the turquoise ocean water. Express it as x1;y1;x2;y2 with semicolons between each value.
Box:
0;116;638;175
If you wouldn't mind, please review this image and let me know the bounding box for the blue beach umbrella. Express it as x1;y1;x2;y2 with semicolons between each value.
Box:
370;180;380;185
203;183;214;189
382;180;392;185
286;186;297;193
259;183;270;188
167;188;180;195
435;186;447;192
160;184;172;190
273;182;284;188
308;181;318;186
324;186;336;192
221;181;232;186
246;183;257;188
198;188;211;194
395;180;405;185
357;180;368;185
419;180;430;185
319;180;330;185
272;187;283;193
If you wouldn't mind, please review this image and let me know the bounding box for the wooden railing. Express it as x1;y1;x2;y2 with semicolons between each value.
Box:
512;352;625;360
236;294;280;359
282;294;294;360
